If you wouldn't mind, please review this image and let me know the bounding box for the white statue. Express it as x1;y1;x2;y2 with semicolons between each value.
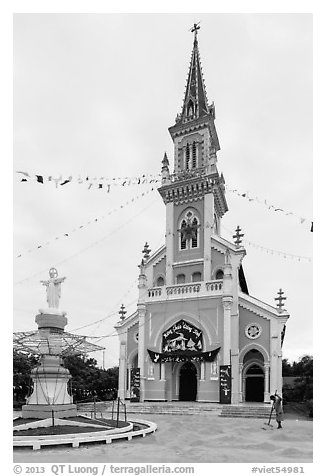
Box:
41;268;66;308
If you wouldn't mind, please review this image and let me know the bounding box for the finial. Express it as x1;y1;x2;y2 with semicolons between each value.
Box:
162;152;169;168
142;242;151;259
119;304;126;320
275;288;287;313
233;226;244;247
138;258;145;270
190;22;201;43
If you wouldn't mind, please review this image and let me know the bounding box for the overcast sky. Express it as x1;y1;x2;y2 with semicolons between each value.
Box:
13;13;312;367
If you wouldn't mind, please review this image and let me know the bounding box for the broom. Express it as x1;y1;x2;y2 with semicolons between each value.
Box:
262;390;277;430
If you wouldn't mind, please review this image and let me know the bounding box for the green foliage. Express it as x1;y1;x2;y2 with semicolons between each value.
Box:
62;355;118;402
13;351;118;407
282;355;313;415
13;351;39;406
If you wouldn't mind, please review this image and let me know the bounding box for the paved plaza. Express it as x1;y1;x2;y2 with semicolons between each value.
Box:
13;412;313;464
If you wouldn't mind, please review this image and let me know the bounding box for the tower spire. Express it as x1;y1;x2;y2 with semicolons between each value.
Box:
179;23;209;124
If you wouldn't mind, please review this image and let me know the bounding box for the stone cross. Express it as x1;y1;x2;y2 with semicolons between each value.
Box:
233;225;244;247
275;288;287;312
142;242;151;259
119;304;127;320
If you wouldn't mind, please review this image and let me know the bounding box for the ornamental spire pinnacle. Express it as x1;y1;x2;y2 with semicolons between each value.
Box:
178;23;210;124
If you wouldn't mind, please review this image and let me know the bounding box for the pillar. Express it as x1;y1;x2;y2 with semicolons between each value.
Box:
203;194;214;281
165;202;174;285
222;297;233;364
118;342;126;400
264;363;270;402
239;363;243;402
138;303;146;402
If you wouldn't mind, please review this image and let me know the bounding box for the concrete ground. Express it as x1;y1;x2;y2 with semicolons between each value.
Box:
13;412;313;464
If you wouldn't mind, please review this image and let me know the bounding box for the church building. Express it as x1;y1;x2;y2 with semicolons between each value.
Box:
115;27;289;404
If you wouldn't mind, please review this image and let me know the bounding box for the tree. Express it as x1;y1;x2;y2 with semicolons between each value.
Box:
13;351;39;406
63;355;118;402
282;354;313;417
13;351;119;407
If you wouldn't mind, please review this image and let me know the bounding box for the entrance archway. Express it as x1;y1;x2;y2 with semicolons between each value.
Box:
179;362;197;401
245;364;264;402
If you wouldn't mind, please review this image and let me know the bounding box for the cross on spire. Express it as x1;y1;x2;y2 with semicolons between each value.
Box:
119;304;126;320
142;242;151;259
275;288;287;312
233;225;244;247
190;22;200;41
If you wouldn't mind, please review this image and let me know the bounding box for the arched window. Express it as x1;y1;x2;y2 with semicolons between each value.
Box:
187;100;194;118
216;269;224;280
192;272;202;282
192;142;197;169
176;274;186;284
156;276;165;287
185;144;190;170
180;219;187;250
191;217;198;248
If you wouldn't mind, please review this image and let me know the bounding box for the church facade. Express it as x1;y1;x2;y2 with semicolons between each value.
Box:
115;30;289;404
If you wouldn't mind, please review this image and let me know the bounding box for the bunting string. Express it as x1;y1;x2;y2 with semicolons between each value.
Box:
225;184;313;231
16;171;161;189
16;171;312;231
15;187;158;259
222;225;312;263
14;191;160;285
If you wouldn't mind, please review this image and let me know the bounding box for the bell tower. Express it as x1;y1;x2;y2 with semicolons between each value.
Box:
158;25;228;286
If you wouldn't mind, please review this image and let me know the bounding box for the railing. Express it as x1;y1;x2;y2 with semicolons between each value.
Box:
166;283;201;295
147;280;223;301
169;167;206;183
206;280;223;292
148;287;162;298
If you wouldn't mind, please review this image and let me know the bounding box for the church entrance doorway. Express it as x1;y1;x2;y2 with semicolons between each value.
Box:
245;364;264;402
179;362;197;401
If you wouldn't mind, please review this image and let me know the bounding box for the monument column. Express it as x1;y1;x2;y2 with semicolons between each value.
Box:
22;268;77;419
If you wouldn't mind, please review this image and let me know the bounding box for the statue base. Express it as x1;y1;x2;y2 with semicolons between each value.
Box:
22;403;77;419
35;312;68;331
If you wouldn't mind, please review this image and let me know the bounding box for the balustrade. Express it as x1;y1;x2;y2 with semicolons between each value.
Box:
147;280;223;300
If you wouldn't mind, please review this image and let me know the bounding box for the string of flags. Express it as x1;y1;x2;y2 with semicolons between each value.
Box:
222;225;312;263
16;171;312;231
15;187;157;259
16;171;161;190
225;185;313;232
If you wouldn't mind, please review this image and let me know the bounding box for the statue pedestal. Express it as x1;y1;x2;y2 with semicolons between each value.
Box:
22;353;77;419
21;403;77;419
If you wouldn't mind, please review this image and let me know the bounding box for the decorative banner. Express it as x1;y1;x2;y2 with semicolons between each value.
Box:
220;365;232;404
162;319;203;353
281;325;286;348
130;368;140;403
147;347;220;363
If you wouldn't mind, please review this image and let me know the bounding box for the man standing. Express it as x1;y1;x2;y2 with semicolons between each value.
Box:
270;393;284;429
